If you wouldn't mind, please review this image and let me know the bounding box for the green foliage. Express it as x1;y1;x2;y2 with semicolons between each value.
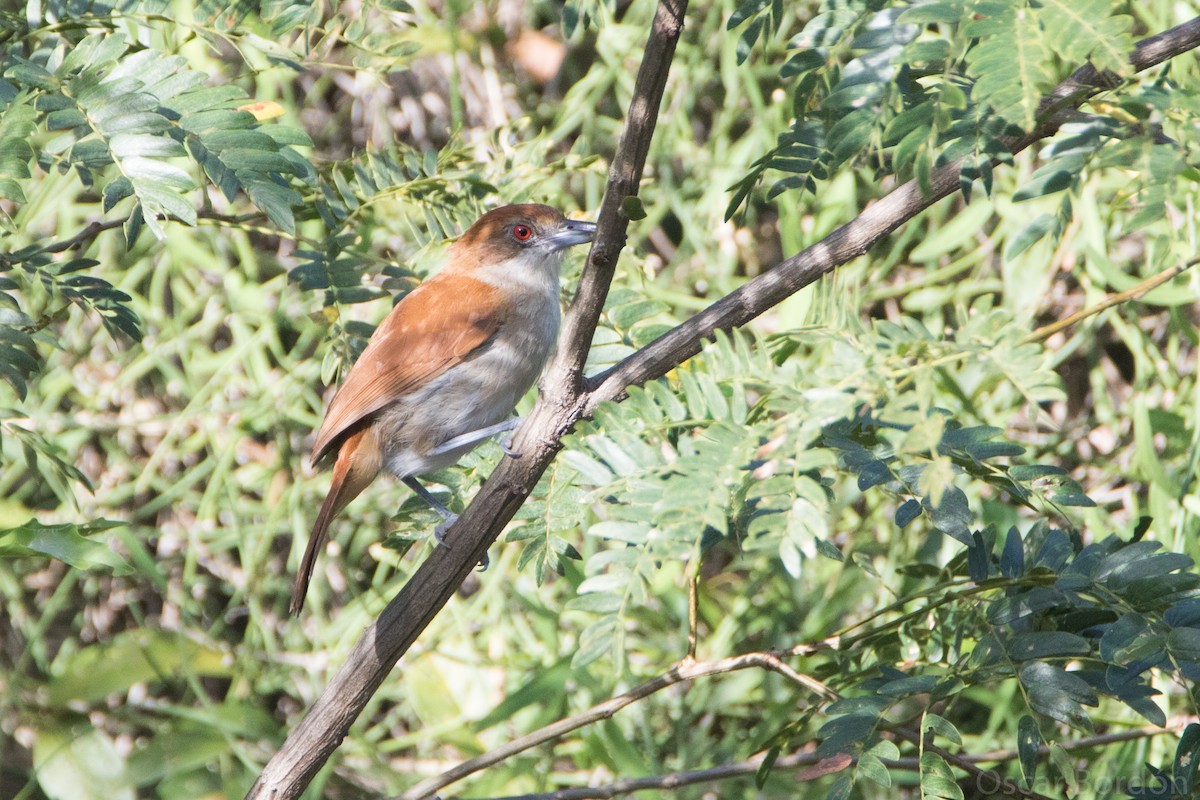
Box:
744;521;1200;797
964;1;1056;130
0;518;130;572
725;0;1156;250
1132;724;1200;798
3;30;311;240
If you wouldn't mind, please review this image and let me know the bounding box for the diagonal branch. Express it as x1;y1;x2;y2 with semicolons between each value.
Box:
583;16;1200;410
1023;255;1200;343
397;649;835;800
546;0;687;398
248;14;1200;800
244;2;688;797
466;721;1183;800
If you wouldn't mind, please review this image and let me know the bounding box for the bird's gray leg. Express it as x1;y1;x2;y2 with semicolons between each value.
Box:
427;418;520;458
402;476;488;570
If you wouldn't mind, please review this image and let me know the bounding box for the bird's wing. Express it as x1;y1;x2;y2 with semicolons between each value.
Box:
310;274;505;464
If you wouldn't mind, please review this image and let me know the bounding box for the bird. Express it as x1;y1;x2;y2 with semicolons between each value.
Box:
291;203;596;614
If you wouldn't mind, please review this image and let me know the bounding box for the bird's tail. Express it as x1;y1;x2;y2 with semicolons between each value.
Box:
290;428;380;615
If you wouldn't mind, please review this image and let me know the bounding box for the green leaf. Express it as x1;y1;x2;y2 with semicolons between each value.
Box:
573;617;619;668
0;519;131;573
728;0;769;29
0;99;36;201
1017;715;1041;787
620;195;647;220
33;727;134;800
856;751;891;787
737;17;766;65
1007;631;1091;660
1013;164;1078;202
895;498;922;527
987;587;1069;625
122;156;195;190
1166;628;1200;662
244;179;299;233
1020;662;1096;732
47;629;232;705
924;485;972;545
999;526;1024;577
898;0;964;25
473;659;571;731
108;134;186;159
781;49;824;77
6;59;56;90
965;3;1054;129
102;176;134;211
923;713;962;746
919;751;964;800
1175;724;1200;795
816;713;878;758
1005;214;1058;260
1039;0;1132;74
1010;465;1068;480
877;674;938;697
857;459;892;490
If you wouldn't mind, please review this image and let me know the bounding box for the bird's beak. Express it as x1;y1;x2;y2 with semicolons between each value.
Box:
545;218;597;251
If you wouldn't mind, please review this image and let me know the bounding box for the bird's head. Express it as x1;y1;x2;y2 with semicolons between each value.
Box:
448;204;596;278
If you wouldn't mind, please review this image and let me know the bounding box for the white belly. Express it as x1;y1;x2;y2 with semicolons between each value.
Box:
373;306;559;478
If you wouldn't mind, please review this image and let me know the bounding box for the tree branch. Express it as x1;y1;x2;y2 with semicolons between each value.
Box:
463;720;1187;800
1023;255;1199;344
244;2;688;797
247;14;1200;800
545;0;686;398
397;650;835;800
583;16;1200;410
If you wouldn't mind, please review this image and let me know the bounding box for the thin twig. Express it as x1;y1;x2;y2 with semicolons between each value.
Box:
686;572;698;660
1;207;282;264
396;650;835;800
896;724;1054;800
475;749;829;800
470;721;1187;800
0;218;126;264
967;720;1189;764
1024;256;1200;343
45;218;127;253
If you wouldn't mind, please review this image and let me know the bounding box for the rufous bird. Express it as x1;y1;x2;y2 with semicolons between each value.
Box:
291;204;596;614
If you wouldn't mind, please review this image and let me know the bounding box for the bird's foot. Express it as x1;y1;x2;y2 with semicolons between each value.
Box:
433;514;460;546
431;514;489;571
500;432;519;457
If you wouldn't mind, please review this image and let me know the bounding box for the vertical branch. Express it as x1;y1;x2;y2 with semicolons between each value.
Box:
545;0;688;398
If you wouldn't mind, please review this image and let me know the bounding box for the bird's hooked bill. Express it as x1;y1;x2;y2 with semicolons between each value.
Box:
545;218;598;251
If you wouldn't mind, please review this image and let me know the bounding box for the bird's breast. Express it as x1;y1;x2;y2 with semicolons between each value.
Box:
374;289;560;478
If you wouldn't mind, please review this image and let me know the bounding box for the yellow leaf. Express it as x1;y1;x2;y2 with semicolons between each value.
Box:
238;101;285;121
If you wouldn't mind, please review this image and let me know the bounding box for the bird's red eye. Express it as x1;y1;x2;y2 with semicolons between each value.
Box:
512;224;533;241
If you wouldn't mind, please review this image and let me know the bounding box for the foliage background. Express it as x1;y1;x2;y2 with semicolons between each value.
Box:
2;0;1200;798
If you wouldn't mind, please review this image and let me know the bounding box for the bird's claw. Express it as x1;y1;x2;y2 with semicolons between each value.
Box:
433;514;459;547
432;515;489;571
500;433;520;458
